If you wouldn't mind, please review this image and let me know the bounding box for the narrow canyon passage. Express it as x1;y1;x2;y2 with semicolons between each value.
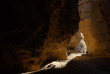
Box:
0;0;110;74
21;31;88;74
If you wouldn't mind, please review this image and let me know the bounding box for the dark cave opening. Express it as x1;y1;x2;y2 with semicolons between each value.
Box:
1;0;49;45
0;0;80;73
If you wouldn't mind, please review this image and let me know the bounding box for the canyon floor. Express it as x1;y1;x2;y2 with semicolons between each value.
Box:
22;52;110;74
35;55;110;74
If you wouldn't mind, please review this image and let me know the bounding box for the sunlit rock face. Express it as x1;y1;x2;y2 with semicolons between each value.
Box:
78;0;110;57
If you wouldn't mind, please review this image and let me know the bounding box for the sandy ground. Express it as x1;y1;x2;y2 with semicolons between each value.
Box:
34;55;110;74
22;53;110;74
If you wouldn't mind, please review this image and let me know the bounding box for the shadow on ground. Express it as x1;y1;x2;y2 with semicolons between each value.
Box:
33;55;110;74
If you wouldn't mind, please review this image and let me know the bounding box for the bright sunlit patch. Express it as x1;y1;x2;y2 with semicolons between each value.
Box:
75;32;88;54
67;53;82;60
39;53;82;70
21;53;83;74
81;33;84;39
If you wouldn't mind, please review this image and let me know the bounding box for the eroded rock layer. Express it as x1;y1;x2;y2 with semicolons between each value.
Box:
0;0;80;73
78;0;110;56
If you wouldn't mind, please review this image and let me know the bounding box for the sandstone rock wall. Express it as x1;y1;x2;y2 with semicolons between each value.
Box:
41;0;80;64
78;0;110;56
0;0;80;72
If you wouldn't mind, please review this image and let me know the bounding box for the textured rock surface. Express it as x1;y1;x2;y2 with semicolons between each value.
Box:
78;0;110;56
40;0;80;67
1;0;110;73
0;0;80;73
